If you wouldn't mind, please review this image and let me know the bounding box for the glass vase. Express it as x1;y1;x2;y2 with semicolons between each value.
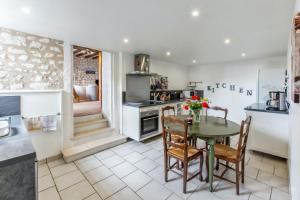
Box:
193;110;201;123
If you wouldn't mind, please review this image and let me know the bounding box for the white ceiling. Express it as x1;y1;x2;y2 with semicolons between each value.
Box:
0;0;295;66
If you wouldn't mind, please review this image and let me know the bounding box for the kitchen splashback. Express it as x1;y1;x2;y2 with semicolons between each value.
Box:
0;96;20;117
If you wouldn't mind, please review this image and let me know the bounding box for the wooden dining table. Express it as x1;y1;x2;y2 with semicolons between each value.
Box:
175;115;241;192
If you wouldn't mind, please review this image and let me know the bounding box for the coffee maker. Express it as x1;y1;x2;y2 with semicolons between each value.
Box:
266;91;286;111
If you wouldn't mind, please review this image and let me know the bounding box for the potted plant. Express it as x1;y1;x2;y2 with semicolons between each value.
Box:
182;96;209;122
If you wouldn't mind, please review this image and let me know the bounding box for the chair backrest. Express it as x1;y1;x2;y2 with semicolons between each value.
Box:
237;116;252;160
162;106;175;117
206;106;228;120
161;115;189;160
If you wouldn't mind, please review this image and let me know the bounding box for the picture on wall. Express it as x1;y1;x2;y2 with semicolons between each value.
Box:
292;13;300;103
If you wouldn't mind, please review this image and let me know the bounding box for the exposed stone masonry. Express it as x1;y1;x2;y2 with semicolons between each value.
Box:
73;56;98;86
0;27;64;90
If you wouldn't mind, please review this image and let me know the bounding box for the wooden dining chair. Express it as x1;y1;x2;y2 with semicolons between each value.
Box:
161;115;204;193
210;116;252;195
205;106;229;170
161;106;196;146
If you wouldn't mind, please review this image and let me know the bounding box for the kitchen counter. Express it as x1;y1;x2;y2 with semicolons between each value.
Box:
244;103;289;114
0;115;36;167
123;99;184;108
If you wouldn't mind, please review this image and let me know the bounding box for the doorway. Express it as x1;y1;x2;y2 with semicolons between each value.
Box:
72;45;102;117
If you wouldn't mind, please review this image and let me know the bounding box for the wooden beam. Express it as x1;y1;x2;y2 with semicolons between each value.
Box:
85;52;99;59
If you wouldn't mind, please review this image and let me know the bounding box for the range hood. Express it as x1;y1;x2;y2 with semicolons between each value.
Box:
127;54;157;76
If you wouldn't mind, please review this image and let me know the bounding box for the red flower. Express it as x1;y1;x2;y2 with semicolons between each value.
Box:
191;96;200;100
183;105;189;110
202;102;209;108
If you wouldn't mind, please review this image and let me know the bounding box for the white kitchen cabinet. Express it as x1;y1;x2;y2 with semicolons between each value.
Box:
122;102;183;141
246;111;289;158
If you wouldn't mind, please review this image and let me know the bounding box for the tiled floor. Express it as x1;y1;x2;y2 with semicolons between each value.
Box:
38;137;290;200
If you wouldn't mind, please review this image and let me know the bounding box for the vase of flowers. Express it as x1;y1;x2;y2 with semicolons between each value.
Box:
182;96;209;123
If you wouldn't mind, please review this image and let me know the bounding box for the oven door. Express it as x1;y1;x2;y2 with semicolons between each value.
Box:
140;115;159;137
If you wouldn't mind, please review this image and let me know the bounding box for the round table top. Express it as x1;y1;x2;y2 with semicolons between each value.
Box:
172;115;241;139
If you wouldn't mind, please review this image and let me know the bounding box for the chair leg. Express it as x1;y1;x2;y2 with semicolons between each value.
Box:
216;158;220;171
235;163;240;195
199;155;203;181
164;154;168;182
183;161;188;194
242;158;245;184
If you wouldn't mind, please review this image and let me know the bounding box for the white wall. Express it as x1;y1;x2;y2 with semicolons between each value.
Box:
121;53;188;91
188;56;286;123
287;1;300;198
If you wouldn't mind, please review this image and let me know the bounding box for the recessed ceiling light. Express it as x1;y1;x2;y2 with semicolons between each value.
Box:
166;51;171;56
192;60;197;64
191;10;200;17
224;38;231;44
123;38;129;43
21;7;31;15
241;53;246;57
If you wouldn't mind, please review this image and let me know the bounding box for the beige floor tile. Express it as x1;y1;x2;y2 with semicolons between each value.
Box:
111;145;134;156
107;187;141;200
137;181;172;200
101;155;125;168
274;166;289;179
166;193;184;200
271;188;291;200
249;194;266;200
51;163;78;178
248;159;274;174
38;187;61;200
94;149;115;160
94;175;126;199
164;177;198;199
214;180;250;200
134;144;152;153
245;166;259;179
142;149;162;160
148;166;180;185
54;170;85;191
85;165;113;184
111;161;137;178
134;158;159;173
124;152;145;164
38;164;51;178
243;177;272;200
48;159;66;168
38;174;55;192
59;180;95;200
75;156;102;172
188;189;222;200
85;193;102;200
122;170;152;191
257;171;289;188
262;156;287;168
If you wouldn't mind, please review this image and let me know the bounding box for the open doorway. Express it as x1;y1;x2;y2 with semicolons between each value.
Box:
72;45;102;117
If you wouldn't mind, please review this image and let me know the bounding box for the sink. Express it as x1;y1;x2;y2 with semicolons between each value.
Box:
0;117;17;138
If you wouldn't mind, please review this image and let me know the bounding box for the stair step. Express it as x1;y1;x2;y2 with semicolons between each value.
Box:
63;134;127;162
73;127;114;140
74;114;103;124
74;119;108;134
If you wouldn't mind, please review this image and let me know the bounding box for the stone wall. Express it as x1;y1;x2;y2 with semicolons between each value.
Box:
73;56;98;86
0;27;64;90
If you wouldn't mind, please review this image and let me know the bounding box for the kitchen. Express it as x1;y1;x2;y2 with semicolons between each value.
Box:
0;1;298;200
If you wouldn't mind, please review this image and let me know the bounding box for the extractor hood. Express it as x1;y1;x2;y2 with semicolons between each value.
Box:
127;54;157;76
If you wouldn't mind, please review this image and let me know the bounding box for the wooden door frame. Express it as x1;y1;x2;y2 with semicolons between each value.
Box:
98;51;102;110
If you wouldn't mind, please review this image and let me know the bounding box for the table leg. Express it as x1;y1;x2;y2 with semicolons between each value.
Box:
208;138;215;192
